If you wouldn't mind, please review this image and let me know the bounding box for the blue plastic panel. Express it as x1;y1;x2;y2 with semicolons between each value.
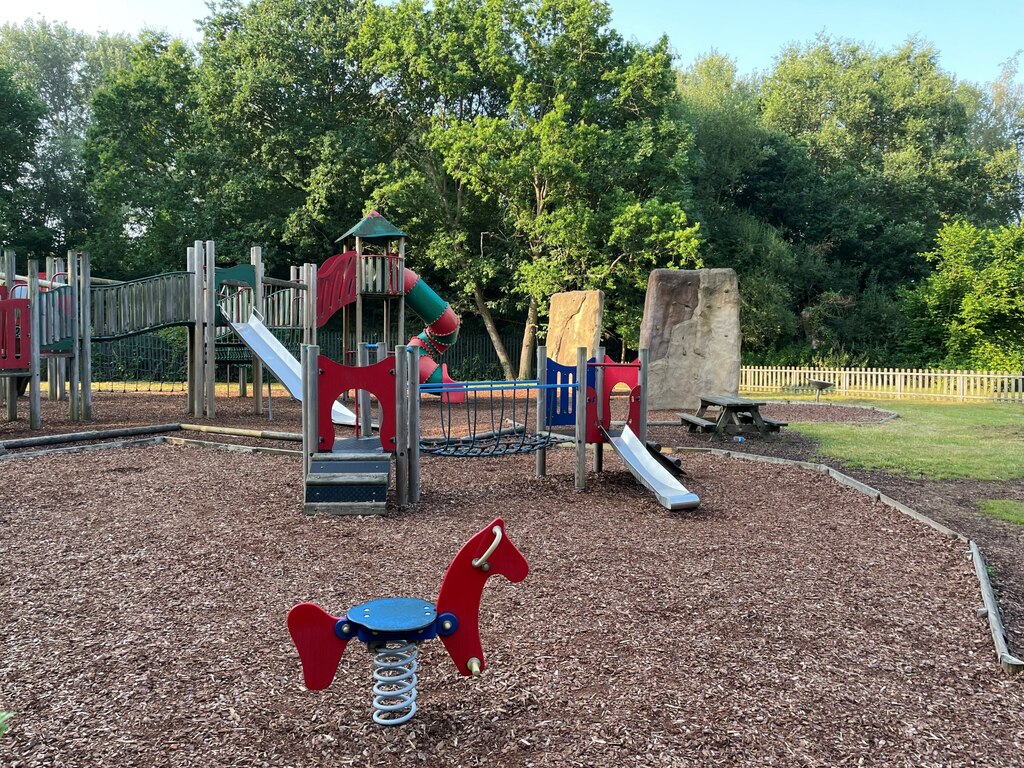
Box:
544;357;595;427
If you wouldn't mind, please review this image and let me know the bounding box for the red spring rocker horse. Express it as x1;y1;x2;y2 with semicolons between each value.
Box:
287;518;529;725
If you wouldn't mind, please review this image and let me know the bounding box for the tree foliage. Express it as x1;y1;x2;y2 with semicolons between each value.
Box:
903;220;1024;369
0;20;131;257
2;12;1022;373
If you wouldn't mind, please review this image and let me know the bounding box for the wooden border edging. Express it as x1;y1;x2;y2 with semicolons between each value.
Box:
162;436;302;457
676;445;1021;675
178;423;302;442
0;436;166;461
0;423;182;451
970;542;1024;675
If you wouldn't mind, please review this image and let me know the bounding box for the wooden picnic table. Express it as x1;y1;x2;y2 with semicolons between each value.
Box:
678;394;787;437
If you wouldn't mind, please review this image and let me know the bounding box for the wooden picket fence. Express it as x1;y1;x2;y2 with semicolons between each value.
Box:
741;366;1024;403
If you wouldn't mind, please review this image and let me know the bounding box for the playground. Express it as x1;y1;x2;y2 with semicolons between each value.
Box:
2;215;1023;765
2;390;1023;765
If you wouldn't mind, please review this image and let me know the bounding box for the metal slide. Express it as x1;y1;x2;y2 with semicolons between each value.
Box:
227;310;356;426
603;425;700;511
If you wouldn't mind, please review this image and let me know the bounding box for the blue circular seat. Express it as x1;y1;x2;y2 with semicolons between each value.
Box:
347;597;437;634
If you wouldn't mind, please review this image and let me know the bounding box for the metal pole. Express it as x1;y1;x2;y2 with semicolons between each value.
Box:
575;346;586;492
535;345;546;478
45;256;57;401
398;238;406;351
355;236;363;351
301;344;318;477
186;246;196;416
395;344;409;507
638;347;649;444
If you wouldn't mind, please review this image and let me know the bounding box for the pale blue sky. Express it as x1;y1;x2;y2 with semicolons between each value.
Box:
2;0;1021;84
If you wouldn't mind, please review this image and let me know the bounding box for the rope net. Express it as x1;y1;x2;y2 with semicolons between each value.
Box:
91;329;188;393
419;382;567;458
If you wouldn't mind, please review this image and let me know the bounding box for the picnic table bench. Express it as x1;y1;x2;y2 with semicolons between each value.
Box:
677;394;786;437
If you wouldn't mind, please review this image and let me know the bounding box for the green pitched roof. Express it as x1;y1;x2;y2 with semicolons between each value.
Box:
335;210;407;243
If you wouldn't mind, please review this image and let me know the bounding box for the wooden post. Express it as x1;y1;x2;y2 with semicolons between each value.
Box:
395;344;409;507
594;345;604;473
4;249;16;421
80;252;92;420
398;238;406;350
250;246;264;415
575;346;586;492
68;252;80;422
192;240;205;417
186;246;197;416
28;261;42;429
204;240;216;417
358;342;371;438
408;345;420;504
535;345;546;478
638;348;649;445
305;263;317;348
45;256;58;401
355;236;363;351
301;344;319;477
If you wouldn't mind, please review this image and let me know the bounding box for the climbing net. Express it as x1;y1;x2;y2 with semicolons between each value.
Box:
91;329;189;393
419;380;571;458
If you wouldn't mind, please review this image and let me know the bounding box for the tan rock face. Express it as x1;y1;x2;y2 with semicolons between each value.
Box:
639;269;741;409
545;290;604;366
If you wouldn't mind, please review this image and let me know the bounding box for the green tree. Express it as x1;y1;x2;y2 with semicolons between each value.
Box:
195;0;386;270
761;37;1004;283
356;0;522;377
86;33;201;276
439;0;700;374
0;19;131;257
0;64;43;246
903;220;1024;369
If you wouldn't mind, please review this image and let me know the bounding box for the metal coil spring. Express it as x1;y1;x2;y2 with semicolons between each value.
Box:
371;642;419;726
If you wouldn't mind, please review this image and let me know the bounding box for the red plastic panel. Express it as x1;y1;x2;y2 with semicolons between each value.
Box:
435;517;529;676
316;354;396;452
287;602;349;690
0;299;30;371
316;251;358;328
626;385;642;435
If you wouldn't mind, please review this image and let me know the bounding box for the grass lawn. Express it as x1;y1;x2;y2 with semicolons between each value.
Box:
786;399;1024;481
978;499;1024;525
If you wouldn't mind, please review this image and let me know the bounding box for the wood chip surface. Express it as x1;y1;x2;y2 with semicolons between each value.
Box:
3;409;1023;765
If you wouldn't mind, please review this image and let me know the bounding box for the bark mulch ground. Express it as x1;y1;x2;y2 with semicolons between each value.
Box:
1;394;1022;766
649;401;1024;658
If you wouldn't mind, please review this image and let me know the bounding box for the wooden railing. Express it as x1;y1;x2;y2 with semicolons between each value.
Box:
91;272;193;340
741;366;1024;402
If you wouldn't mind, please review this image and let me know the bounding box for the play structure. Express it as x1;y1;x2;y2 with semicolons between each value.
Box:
287;517;528;725
293;214;699;513
0;212;464;432
2;211;698;513
0;249;93;428
299;334;700;514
